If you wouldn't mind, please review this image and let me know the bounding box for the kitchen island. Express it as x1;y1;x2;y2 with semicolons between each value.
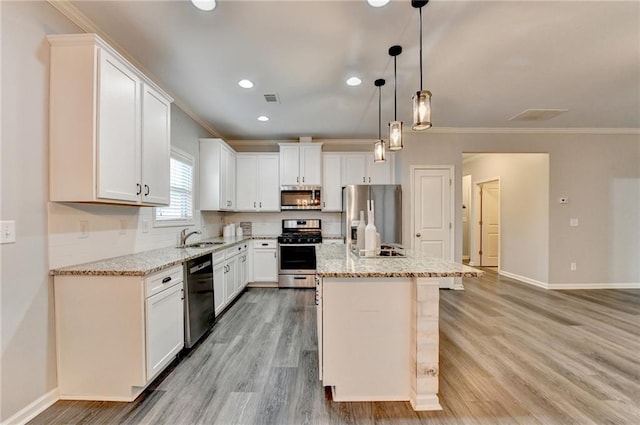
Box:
315;244;483;411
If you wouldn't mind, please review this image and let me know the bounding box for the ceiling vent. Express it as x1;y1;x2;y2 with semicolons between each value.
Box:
509;109;568;122
264;93;279;103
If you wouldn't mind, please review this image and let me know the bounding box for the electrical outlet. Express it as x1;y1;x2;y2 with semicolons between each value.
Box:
142;219;150;233
570;262;577;271
78;220;89;238
0;220;16;244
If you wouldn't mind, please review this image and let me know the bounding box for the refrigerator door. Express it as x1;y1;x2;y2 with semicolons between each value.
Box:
342;185;402;247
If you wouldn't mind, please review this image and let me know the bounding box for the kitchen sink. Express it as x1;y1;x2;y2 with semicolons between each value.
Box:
183;241;224;248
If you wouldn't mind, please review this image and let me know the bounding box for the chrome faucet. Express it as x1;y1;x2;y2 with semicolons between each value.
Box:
179;228;201;248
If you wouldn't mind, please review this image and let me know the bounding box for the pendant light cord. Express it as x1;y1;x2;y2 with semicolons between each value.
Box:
419;6;423;91
393;55;397;120
378;85;382;139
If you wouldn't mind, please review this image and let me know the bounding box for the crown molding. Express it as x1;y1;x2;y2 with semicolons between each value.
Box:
46;0;220;138
417;127;640;135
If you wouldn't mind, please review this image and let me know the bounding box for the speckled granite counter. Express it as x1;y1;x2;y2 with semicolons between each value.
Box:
50;236;252;277
316;244;483;278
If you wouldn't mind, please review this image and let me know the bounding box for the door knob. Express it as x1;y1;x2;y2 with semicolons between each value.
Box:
416;233;421;237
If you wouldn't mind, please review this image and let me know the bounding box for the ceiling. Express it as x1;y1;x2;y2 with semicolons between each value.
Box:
67;0;640;140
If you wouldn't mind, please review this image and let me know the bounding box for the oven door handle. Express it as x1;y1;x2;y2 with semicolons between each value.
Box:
279;244;320;247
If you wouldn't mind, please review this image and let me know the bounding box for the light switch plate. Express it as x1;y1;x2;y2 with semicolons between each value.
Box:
570;218;579;227
0;220;16;244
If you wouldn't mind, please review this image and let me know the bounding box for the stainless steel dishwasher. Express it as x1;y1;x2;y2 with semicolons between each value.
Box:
184;254;215;348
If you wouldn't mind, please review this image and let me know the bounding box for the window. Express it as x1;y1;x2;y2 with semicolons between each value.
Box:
155;148;194;226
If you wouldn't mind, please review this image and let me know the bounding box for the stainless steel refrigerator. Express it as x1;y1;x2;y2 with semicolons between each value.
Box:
342;184;402;247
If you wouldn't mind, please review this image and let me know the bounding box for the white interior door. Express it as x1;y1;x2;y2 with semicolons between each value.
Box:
412;168;452;260
480;180;500;267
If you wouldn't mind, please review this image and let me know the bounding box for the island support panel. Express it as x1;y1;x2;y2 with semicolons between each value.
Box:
321;277;443;410
410;278;443;411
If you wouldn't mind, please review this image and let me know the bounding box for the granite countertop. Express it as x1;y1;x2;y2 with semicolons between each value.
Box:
50;236;252;277
316;244;483;278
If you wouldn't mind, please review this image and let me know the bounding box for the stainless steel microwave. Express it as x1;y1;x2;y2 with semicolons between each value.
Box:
280;186;322;210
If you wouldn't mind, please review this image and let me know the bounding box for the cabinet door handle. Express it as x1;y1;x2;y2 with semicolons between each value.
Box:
259;202;262;208
297;176;300;183
162;276;172;284
144;184;150;196
416;233;421;237
362;177;366;183
136;183;142;195
323;201;326;208
181;288;184;301
254;201;257;208
302;176;305;183
273;252;277;258
368;177;371;183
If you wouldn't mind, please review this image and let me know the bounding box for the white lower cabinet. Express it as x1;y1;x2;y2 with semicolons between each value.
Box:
252;240;278;282
213;243;249;316
53;265;184;401
145;282;184;380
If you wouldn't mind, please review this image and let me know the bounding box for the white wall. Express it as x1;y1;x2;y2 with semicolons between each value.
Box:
397;132;640;286
0;2;218;422
463;154;550;283
1;2;80;421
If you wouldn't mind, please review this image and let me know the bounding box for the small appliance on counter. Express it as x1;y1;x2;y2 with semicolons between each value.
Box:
277;219;322;288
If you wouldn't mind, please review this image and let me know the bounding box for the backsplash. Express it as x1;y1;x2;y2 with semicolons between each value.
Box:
48;202;222;269
48;204;342;269
221;211;342;237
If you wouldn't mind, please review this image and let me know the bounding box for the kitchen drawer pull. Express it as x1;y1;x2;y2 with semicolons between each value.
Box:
162;276;172;284
261;243;268;246
294;276;306;280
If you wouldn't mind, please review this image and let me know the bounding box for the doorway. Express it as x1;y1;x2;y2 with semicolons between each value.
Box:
476;179;500;267
411;166;456;288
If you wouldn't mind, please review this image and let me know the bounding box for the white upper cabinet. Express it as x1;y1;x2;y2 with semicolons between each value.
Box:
322;154;343;211
278;143;323;186
236;154;280;212
199;138;236;211
141;84;171;205
47;34;173;206
341;152;394;185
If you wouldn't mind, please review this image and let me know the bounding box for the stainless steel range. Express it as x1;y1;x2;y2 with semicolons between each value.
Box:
278;219;322;288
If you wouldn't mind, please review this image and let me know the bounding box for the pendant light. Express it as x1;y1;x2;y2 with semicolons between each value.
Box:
412;0;432;130
373;79;386;163
388;45;403;151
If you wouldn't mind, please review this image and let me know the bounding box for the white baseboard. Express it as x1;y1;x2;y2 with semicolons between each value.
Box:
2;388;59;425
499;270;549;289
499;270;640;290
548;282;640;290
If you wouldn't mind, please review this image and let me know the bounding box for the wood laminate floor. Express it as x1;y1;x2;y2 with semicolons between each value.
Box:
31;270;640;424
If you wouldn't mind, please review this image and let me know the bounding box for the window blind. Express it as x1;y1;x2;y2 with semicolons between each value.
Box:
155;150;194;223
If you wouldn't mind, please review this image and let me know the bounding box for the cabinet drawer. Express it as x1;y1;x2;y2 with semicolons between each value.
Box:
212;250;226;264
253;240;277;249
145;265;183;298
227;243;247;258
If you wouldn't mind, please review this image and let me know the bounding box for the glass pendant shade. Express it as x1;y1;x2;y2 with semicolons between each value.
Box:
388;121;403;150
374;140;386;163
412;90;432;130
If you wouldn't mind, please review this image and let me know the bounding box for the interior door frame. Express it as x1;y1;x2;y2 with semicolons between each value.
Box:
410;165;456;288
470;177;501;269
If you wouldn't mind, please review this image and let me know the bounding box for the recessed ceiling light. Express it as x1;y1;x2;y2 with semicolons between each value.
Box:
191;0;216;12
257;116;269;122
367;0;391;8
238;79;254;89
346;77;362;87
